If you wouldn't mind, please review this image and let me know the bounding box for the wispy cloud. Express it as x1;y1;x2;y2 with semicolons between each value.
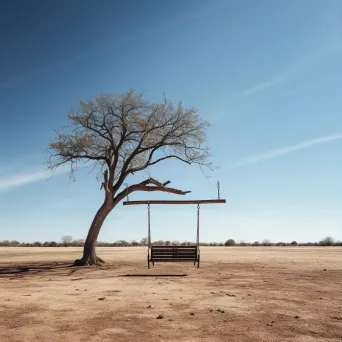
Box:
0;166;68;191
240;44;341;97
283;76;339;97
235;133;342;167
241;78;285;96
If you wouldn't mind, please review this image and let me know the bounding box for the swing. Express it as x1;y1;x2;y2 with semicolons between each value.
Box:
123;184;226;268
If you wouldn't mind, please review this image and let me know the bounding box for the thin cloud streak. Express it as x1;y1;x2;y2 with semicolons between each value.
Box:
284;76;339;96
241;78;284;96
235;133;342;167
240;44;340;97
0;166;68;191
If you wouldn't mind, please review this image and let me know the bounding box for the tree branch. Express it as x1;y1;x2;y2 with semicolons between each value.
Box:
113;178;190;205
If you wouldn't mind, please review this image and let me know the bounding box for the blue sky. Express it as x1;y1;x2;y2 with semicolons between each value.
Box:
0;0;341;243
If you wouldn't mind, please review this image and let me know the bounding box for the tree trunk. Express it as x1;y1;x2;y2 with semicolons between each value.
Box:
74;199;114;266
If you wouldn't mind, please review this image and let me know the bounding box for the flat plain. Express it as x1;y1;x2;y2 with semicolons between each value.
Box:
0;247;341;342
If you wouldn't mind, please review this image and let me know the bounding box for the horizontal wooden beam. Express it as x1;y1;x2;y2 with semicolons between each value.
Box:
123;199;226;205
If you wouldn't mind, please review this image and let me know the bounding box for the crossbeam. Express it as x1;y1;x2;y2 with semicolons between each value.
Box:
123;199;226;205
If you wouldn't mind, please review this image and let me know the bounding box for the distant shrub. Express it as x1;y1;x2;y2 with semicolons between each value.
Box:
319;237;334;246
71;239;84;247
130;240;140;246
155;240;166;246
1;240;10;246
239;241;248;246
291;241;298;246
33;241;42;247
140;237;148;246
262;239;271;246
10;240;20;247
275;242;286;246
252;241;259;246
224;239;235;246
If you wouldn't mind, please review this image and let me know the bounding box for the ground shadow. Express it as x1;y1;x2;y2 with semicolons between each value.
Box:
120;274;188;277
0;262;76;278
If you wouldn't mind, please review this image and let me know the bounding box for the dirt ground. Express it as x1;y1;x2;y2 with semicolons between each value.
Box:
0;247;341;342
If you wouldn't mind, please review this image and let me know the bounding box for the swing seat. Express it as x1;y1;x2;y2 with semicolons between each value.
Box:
148;245;200;268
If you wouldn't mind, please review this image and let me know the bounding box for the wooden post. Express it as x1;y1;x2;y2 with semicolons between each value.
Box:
123;199;226;205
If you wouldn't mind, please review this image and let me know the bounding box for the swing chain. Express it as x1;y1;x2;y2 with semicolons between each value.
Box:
196;203;200;246
147;202;151;249
217;181;220;200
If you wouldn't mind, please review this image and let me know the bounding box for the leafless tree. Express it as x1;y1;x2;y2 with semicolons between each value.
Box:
262;239;271;246
319;236;334;246
48;91;211;265
140;237;148;246
61;235;73;247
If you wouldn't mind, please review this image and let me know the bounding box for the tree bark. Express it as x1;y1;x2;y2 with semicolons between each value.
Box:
74;199;114;266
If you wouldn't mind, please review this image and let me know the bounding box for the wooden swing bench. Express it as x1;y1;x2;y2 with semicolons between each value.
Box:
123;198;226;269
149;245;200;268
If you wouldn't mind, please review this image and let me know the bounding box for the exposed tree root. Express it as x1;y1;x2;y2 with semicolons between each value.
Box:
74;253;105;266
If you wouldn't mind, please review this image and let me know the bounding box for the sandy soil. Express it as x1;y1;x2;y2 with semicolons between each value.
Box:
0;247;341;342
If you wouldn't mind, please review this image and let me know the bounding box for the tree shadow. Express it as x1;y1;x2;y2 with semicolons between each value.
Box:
0;262;77;279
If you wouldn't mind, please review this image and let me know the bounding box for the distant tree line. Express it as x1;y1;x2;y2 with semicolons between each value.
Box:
223;236;341;247
0;236;340;247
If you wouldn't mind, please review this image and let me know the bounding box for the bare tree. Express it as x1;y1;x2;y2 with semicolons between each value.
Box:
61;235;73;247
262;239;271;246
319;236;334;246
140;237;148;246
48;91;210;266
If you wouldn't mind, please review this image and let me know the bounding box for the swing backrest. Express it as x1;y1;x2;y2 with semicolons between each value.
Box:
150;245;198;262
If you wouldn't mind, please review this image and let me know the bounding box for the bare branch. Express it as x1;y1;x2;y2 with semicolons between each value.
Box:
113;178;190;205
